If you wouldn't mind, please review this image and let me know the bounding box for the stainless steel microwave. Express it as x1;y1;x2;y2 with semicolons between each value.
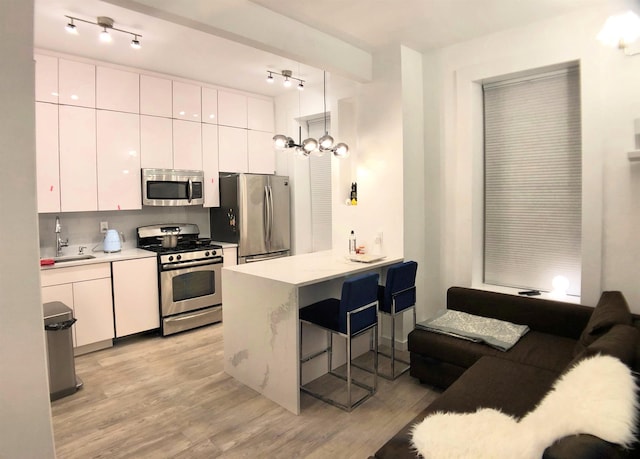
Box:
141;168;204;206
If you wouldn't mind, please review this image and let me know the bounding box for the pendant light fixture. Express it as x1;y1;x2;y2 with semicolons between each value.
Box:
63;15;142;49
272;70;349;158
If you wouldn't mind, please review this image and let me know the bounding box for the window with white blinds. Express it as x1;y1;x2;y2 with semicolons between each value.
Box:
483;66;582;295
307;116;332;252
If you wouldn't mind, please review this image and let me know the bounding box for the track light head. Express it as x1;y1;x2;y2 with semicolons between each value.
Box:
266;73;274;83
297;82;304;90
131;35;141;49
100;28;112;42
65;18;77;34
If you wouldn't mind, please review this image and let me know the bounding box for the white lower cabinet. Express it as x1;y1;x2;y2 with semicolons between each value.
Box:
41;263;114;355
112;258;159;337
223;247;238;267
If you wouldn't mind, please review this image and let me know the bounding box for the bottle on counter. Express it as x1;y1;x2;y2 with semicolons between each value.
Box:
350;182;358;205
349;230;357;254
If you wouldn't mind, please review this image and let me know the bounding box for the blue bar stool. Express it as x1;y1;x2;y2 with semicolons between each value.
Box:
377;261;417;380
299;272;379;412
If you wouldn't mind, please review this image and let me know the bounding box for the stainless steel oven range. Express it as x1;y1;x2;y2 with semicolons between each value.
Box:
137;223;223;336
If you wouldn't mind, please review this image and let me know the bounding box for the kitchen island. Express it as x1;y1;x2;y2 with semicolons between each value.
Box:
222;250;403;414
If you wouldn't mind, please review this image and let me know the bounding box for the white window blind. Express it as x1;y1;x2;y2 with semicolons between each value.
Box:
307;116;332;252
483;66;582;295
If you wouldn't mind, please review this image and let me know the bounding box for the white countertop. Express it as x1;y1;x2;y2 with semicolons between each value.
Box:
40;248;156;270
212;241;238;249
223;250;403;287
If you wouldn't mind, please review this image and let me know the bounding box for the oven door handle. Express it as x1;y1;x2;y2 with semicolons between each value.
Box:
161;258;222;270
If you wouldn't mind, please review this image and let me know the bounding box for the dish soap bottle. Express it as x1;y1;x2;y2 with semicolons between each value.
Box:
349;230;357;255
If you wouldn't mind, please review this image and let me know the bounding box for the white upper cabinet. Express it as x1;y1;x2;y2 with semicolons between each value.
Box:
173;119;202;170
202;123;220;207
173;81;201;121
97;110;141;211
59;105;97;212
202;87;218;124
96;66;139;113
248;97;274;132
218;91;247;128
218;126;248;173
140;74;172;117
58;59;95;108
248;130;276;174
140;115;173;169
35;102;60;212
34;54;58;103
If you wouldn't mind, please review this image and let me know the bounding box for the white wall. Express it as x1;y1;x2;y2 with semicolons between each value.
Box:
427;0;640;311
0;1;57;457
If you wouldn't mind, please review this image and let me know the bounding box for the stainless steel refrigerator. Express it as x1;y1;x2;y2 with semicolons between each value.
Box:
210;173;290;264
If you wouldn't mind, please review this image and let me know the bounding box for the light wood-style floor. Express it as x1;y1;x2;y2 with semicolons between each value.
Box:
51;324;438;458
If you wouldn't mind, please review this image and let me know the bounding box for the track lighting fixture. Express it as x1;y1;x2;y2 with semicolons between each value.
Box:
272;70;349;158
265;69;305;90
64;15;142;49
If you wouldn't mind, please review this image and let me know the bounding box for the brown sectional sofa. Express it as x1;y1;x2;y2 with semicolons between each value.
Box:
373;287;640;459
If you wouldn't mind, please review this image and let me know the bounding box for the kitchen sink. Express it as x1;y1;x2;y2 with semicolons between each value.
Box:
53;255;96;262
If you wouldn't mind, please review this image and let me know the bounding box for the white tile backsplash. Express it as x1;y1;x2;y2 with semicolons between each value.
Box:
39;207;210;257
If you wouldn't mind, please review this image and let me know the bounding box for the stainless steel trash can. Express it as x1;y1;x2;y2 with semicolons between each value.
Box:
43;301;82;401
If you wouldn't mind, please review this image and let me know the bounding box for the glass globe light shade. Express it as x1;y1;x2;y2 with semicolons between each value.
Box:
319;134;334;150
294;146;310;158
273;134;288;149
333;143;349;158
302;138;318;153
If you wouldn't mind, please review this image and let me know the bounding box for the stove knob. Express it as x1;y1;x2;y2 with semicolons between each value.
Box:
205;251;210;257
212;250;217;256
176;254;182;261
168;256;174;262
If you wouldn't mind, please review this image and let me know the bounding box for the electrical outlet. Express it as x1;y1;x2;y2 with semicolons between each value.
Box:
100;221;109;233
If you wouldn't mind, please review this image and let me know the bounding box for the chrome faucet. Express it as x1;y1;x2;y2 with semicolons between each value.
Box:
55;216;69;257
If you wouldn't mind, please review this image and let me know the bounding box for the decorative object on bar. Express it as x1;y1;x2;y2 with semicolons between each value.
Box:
64;15;142;49
266;69;304;90
272;71;349;158
597;10;640;56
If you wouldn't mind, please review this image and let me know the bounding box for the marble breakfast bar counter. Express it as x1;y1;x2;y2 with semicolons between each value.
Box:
222;250;403;414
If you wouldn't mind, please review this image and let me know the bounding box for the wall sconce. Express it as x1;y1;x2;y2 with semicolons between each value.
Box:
266;69;304;90
65;15;142;49
597;10;640;55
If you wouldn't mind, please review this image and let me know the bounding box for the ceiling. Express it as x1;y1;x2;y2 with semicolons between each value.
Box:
33;0;612;96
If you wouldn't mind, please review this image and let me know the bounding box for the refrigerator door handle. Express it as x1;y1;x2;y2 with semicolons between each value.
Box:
264;185;271;245
267;185;274;244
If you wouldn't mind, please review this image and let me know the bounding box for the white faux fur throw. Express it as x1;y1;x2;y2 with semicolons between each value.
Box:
411;355;637;458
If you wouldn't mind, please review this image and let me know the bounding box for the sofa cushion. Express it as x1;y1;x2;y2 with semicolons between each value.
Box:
577;291;632;353
374;356;558;459
570;324;639;369
409;328;576;374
